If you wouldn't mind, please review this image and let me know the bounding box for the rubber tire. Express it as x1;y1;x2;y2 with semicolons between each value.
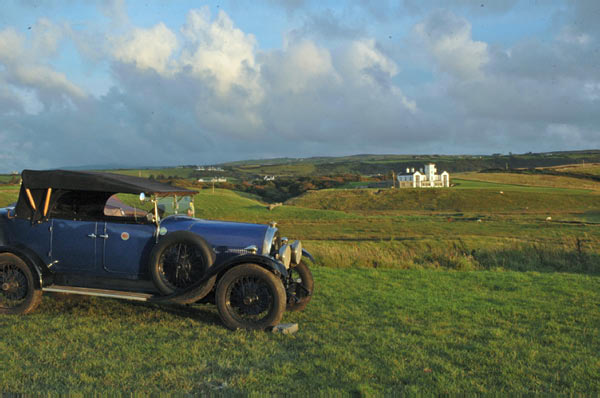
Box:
0;253;42;315
149;231;216;304
216;263;286;330
287;261;314;312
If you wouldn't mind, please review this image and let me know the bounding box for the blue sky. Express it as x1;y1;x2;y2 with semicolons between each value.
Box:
0;0;598;171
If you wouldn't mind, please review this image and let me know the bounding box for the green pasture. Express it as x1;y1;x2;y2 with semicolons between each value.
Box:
1;267;598;394
287;186;600;213
545;163;600;177
452;178;594;193
1;180;599;393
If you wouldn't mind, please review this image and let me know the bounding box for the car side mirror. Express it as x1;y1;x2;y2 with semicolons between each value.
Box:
139;192;146;202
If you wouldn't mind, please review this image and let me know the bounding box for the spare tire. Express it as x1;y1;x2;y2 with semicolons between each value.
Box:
149;231;216;304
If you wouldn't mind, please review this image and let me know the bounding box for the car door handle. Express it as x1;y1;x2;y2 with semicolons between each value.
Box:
87;233;96;239
99;234;109;239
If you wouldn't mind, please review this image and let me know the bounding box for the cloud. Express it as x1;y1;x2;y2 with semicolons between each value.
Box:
112;23;177;74
99;0;129;27
0;26;86;109
414;10;489;80
179;8;262;102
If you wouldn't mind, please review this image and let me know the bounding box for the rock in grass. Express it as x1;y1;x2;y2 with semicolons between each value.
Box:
271;323;299;334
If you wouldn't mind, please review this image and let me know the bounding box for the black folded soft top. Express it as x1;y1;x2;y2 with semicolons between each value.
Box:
21;170;196;196
16;170;197;222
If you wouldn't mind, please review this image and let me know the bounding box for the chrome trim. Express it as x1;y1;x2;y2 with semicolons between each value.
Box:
302;249;315;263
262;225;278;255
278;244;291;269
290;240;302;265
244;245;258;254
42;287;152;301
281;237;289;245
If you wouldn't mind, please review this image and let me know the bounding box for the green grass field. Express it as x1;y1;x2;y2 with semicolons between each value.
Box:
1;268;598;394
1;174;599;393
455;172;600;192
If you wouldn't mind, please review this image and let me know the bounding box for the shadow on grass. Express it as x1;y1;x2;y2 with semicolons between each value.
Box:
150;302;223;326
42;292;223;326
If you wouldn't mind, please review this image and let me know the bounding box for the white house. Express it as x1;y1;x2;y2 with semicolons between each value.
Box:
397;163;450;188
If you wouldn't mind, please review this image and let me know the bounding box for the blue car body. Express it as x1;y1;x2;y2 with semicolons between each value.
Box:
0;212;272;280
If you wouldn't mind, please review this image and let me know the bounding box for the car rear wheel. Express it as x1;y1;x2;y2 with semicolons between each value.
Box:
216;264;286;330
149;231;216;304
286;261;313;311
0;253;42;315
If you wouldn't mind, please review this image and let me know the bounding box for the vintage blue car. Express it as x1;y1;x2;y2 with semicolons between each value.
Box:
0;170;313;330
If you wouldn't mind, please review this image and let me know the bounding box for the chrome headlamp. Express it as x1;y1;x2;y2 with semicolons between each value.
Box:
278;244;291;269
290;240;302;265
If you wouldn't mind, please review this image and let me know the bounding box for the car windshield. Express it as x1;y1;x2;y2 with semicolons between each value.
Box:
104;194;151;221
157;195;195;218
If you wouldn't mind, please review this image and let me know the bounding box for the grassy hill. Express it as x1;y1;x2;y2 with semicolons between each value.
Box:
455;172;600;192
287;186;600;213
221;150;600;176
539;163;600;178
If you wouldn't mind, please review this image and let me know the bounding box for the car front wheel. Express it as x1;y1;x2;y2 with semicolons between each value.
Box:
0;253;42;315
216;263;286;330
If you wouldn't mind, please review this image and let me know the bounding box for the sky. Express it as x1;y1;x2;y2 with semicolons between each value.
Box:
0;0;599;171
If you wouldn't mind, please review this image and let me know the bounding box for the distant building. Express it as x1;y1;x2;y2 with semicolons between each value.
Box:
263;175;275;181
198;177;227;183
196;166;224;171
397;163;449;188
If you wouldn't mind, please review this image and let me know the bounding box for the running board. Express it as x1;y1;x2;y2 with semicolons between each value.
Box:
43;285;154;302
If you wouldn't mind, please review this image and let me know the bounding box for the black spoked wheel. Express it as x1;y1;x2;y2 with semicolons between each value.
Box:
286;261;314;312
158;242;208;290
149;231;216;304
0;253;42;315
216;264;286;330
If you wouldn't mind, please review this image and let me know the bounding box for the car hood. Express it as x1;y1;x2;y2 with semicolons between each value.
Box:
160;216;269;252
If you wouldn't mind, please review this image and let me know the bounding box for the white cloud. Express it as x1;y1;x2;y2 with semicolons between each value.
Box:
0;26;86;109
31;18;64;57
112;23;177;74
179;7;262;101
342;38;398;83
262;39;339;94
414;10;489;80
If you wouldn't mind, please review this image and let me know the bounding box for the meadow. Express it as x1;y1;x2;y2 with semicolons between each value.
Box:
0;173;599;394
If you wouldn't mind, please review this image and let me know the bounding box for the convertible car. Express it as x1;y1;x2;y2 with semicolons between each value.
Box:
0;170;314;330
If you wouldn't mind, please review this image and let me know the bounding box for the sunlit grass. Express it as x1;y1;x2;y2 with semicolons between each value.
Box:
1;267;598;394
1;184;599;393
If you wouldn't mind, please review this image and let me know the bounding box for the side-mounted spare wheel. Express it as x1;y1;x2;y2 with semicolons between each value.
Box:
0;253;42;315
216;263;286;330
149;231;217;304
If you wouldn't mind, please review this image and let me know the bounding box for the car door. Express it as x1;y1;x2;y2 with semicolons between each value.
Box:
100;221;156;276
50;219;97;272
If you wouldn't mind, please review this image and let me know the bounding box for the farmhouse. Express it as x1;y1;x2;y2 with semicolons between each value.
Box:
397;163;450;188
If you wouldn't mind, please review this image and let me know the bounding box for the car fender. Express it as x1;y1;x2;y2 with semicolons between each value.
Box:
149;253;288;303
0;245;46;289
302;249;315;264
